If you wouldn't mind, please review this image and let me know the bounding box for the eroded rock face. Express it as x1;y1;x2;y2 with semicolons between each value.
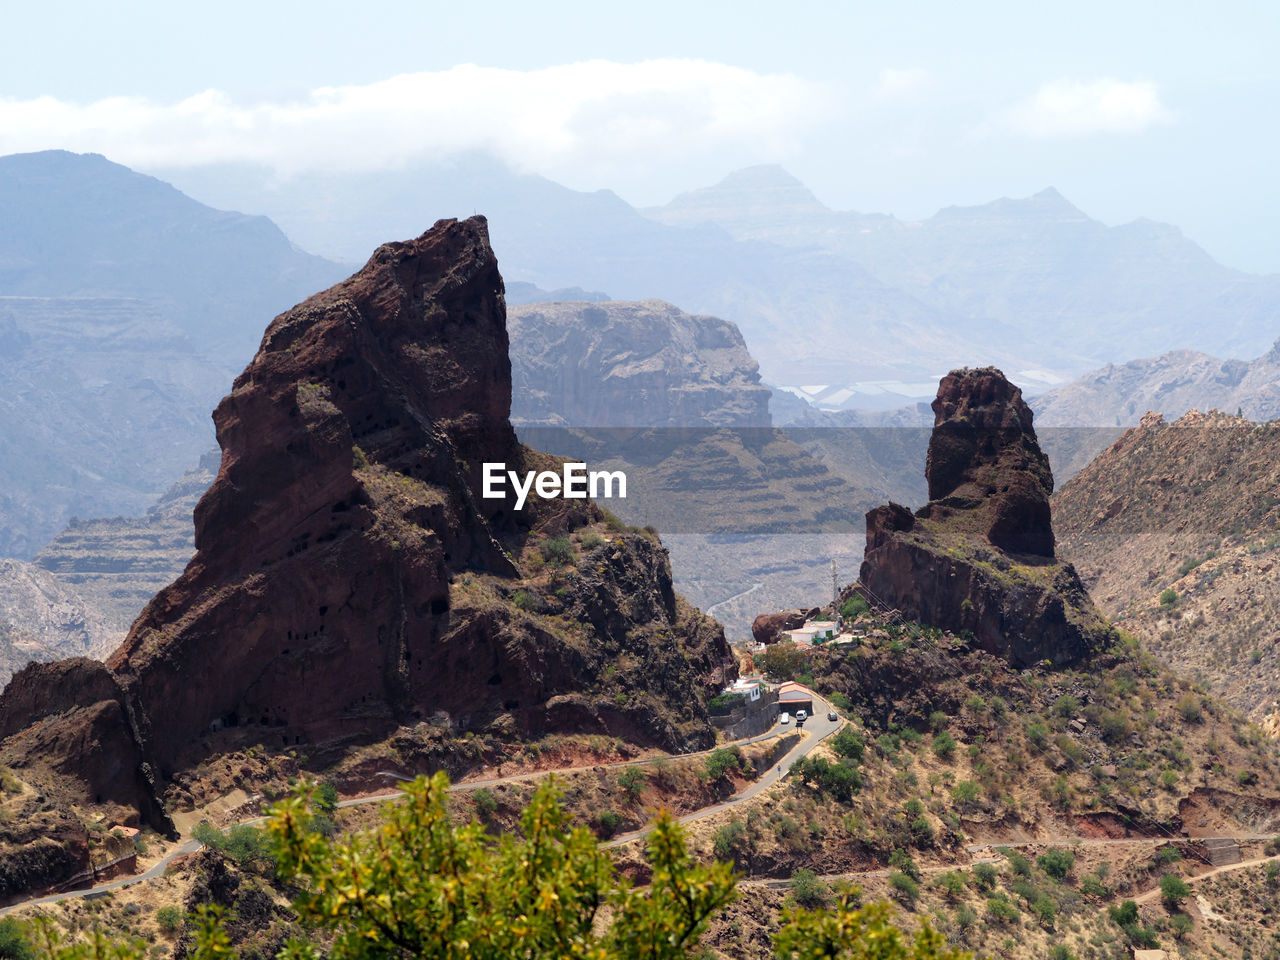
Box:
508;299;771;427
921;367;1055;557
0;218;734;847
860;368;1109;667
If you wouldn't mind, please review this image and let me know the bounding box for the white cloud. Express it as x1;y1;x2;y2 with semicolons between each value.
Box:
0;60;825;180
1003;78;1172;138
873;67;932;99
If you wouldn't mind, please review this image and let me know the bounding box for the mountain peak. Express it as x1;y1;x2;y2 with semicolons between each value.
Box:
645;165;829;230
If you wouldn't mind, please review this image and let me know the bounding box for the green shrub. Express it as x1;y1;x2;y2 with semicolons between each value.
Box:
704;747;742;782
971;862;997;891
579;530;605;550
1176;694;1202;723
790;868;829;908
831;727;865;762
1037;848;1074;881
889;848;920;881
596;810;623;837
472;788;498;821
951;780;980;809
155;905;182;934
888;871;919;905
931;730;956;760
539;535;576;566
0;917;35;960
1159;873;1190;909
617;767;648;804
985;896;1019;923
1158;588;1178;606
935;871;965;901
839;594;870;620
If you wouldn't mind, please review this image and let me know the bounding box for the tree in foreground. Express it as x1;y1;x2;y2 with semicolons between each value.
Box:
10;773;977;959
267;771;737;960
774;890;972;960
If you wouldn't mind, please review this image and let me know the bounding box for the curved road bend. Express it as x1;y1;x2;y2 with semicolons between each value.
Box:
2;687;837;915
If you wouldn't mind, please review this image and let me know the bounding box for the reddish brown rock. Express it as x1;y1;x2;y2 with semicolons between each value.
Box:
920;367;1055;556
859;368;1109;667
750;607;820;644
0;218;733;847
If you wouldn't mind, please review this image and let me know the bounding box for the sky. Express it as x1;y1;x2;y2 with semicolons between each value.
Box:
2;0;1277;272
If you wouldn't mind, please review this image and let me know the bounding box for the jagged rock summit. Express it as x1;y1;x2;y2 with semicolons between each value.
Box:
0;217;733;840
860;367;1109;667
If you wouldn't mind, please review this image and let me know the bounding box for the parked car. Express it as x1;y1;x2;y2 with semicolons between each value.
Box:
780;712;791;725
827;710;838;722
796;709;808;720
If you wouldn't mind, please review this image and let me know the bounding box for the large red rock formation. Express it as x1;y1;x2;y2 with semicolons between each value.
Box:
859;367;1109;667
921;367;1055;556
0;218;734;837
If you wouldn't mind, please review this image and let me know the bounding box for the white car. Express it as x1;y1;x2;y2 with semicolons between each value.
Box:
779;712;791;725
796;709;808;721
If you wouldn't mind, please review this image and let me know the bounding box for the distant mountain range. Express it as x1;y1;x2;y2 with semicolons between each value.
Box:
0;151;346;555
155;157;1280;396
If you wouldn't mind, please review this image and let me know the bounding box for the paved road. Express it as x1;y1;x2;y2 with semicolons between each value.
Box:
605;694;841;849
1;687;835;915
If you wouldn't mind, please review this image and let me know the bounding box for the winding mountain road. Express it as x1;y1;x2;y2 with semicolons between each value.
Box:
1;688;835;916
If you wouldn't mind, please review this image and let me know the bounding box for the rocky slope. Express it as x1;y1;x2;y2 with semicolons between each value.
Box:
0;561;118;689
1054;409;1280;720
508;298;771;427
0;219;734;874
0;455;217;689
858;367;1111;666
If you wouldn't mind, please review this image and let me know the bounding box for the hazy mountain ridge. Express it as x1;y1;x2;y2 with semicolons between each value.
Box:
0;152;348;557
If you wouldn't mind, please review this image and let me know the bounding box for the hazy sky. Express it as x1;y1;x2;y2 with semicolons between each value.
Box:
2;1;1277;272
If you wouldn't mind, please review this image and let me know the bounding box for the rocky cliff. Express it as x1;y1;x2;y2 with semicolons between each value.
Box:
1054;409;1280;720
0;218;734;841
508;299;771;427
858;368;1110;666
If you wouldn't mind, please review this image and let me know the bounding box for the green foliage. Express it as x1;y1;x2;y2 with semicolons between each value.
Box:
774;889;972;959
934;871;965;901
790;868;830;908
192;821;274;869
351;445;369;470
154;906;183;934
758;641;807;681
712;817;749;864
0;918;35;960
930;731;956;761
839;594;870;620
828;691;854;713
596;810;623;838
951;780;979;809
268;772;738;960
708;692;748;715
1109;900;1159;948
1176;694;1203;723
1158;587;1178;606
616;766;648;804
985;896;1019;924
511;590;538;612
1003;850;1032;878
971;862;997;891
831;727;865;762
1048;945;1075;960
315;782;339;816
1036;848;1074;881
704;747;743;782
1025;720;1050;750
1168;912;1194;940
578;530;605;551
889;848;921;882
888;871;920;905
1158;873;1191;909
538;535;576;566
471;787;498;821
0;766;20;795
